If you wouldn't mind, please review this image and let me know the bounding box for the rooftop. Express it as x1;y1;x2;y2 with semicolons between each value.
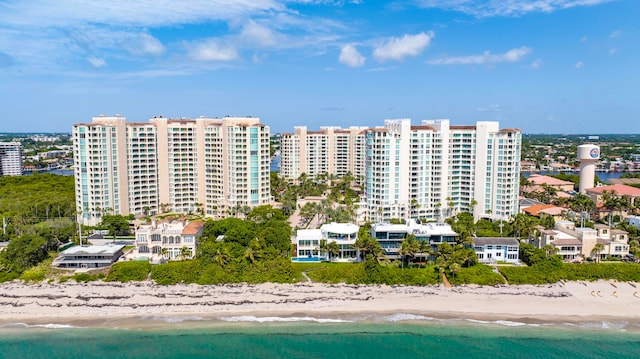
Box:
586;184;640;197
473;237;519;246
61;244;125;256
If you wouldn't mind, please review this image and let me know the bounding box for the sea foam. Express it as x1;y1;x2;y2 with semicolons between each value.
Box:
218;315;351;323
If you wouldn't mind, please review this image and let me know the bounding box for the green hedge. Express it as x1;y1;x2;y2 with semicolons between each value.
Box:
449;265;504;286
150;261;202;285
305;262;440;285
500;263;640;285
105;261;151;282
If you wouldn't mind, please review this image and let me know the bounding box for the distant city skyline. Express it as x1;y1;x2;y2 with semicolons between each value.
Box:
0;0;638;134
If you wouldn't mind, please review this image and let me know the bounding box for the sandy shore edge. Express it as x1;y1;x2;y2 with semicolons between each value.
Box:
2;280;640;329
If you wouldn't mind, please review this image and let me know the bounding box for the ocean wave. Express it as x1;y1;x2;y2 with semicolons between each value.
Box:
219;316;352;323
564;321;632;331
465;319;539;327
144;316;205;323
1;323;80;329
363;313;436;322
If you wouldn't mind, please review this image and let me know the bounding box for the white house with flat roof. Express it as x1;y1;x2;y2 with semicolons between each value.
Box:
52;244;125;269
371;220;458;258
294;222;360;261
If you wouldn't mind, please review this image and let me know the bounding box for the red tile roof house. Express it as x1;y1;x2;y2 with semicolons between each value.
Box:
585;184;640;220
524;174;575;192
522;204;567;219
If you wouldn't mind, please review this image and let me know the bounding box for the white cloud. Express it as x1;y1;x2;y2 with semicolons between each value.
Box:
124;33;165;56
240;20;277;47
373;31;435;62
0;0;282;28
530;59;542;69
575;61;584;69
0;0;347;75
609;29;622;38
428;47;530;65
339;44;366;67
188;40;239;61
415;0;613;18
609;48;617;55
87;56;106;68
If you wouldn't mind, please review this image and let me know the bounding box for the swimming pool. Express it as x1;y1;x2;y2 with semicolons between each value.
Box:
290;256;323;262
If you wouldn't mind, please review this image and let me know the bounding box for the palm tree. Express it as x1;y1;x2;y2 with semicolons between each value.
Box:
352;237;367;262
326;241;340;261
213;247;231;267
449;262;461;280
179;246;191;261
244;246;256;265
592;243;605;263
400;234;420;268
468;199;478;221
543;244;558;257
159;247;169;260
601;190;620;226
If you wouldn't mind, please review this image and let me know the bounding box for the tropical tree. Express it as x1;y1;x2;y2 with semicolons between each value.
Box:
159;247;169;260
352;231;385;263
99;214;130;241
325;241;340;261
468;199;478;220
542;244;558;257
179;246;192;261
399;234;420;268
449;262;461;279
244;246;256;265
213;247;232;267
592;243;605;263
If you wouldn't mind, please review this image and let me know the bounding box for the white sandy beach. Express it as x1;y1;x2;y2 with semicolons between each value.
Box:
1;280;640;328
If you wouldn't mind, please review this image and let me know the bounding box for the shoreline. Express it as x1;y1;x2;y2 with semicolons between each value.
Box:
2;280;640;330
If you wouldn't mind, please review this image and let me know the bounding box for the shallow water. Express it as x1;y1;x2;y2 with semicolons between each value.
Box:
1;315;639;359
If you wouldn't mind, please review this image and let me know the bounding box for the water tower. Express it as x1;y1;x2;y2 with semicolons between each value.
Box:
577;144;600;193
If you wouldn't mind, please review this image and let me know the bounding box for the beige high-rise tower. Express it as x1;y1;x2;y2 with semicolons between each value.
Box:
73;115;271;226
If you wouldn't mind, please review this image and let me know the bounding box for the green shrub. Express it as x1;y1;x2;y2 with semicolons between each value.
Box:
449;265;504;286
500;262;640;284
105;261;151;282
150;261;202;285
19;266;47;283
73;272;105;282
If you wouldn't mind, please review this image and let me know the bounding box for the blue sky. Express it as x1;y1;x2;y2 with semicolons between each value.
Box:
0;0;638;134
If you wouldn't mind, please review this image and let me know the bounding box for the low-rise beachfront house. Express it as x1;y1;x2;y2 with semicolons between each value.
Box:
135;219;205;261
538;220;629;262
473;237;520;264
293;222;360;262
371;220;458;259
52;244;125;269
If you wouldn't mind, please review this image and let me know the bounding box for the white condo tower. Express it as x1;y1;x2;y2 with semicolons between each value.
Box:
577;144;600;193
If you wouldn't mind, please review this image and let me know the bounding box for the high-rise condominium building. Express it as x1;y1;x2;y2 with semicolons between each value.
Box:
73;115;271;226
280;126;367;181
280;119;521;223
365;119;521;223
0;142;23;176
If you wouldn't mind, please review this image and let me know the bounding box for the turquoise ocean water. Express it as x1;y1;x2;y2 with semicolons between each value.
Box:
1;315;640;359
